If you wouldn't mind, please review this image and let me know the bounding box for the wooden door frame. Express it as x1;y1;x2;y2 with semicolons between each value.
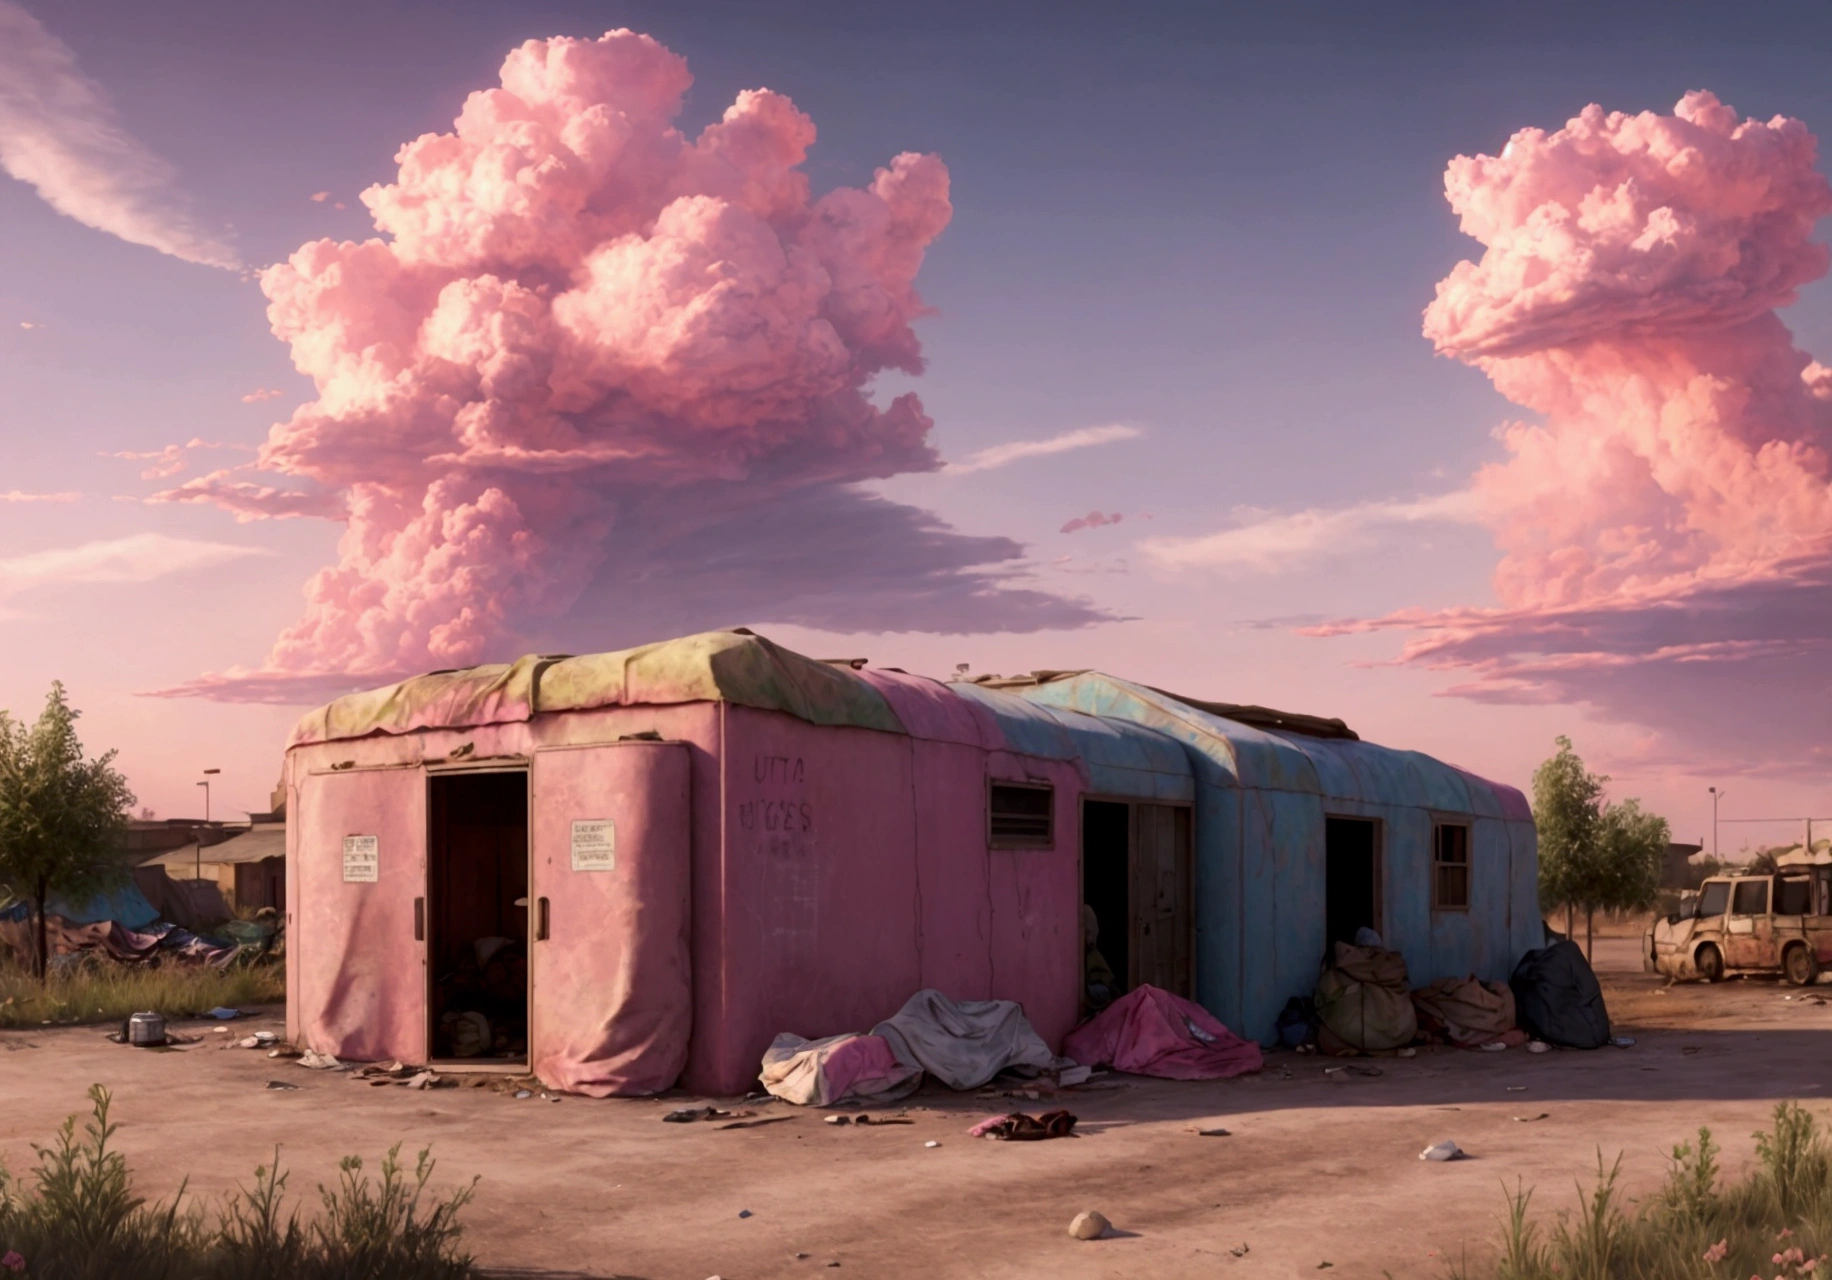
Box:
1079;794;1196;999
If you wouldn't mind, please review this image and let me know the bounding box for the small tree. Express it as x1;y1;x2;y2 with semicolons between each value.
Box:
0;684;135;979
1531;736;1670;959
1533;736;1605;944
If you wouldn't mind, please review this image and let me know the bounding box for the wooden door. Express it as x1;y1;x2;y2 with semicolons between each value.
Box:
1130;803;1193;997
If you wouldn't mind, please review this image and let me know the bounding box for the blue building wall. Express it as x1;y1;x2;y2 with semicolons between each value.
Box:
1008;673;1540;1044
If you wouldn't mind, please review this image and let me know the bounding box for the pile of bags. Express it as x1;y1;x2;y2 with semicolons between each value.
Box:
1298;934;1611;1054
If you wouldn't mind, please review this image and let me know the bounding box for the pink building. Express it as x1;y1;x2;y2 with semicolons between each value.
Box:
284;630;1194;1095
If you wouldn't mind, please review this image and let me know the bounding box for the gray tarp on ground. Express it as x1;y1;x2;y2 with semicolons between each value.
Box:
870;989;1060;1090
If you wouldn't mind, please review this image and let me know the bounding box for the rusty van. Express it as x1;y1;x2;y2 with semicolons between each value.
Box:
1648;871;1832;984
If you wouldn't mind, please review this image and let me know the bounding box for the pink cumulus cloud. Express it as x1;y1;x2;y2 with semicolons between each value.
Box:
1326;91;1832;771
1060;510;1123;534
240;387;284;403
0;489;78;502
158;30;1097;700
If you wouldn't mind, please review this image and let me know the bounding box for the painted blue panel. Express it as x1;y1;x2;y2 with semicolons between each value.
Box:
949;682;1194;803
1012;671;1540;1044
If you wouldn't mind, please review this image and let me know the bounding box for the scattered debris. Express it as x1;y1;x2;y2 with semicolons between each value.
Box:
1229;1243;1250;1257
513;1089;533;1099
1318;1262;1334;1269
1681;1046;1701;1055
1068;1210;1111;1240
1611;1036;1637;1048
718;1116;793;1130
349;1061;446;1089
1420;1140;1466;1162
236;1031;278;1049
206;1007;245;1020
823;1113;911;1126
665;1106;743;1123
263;1080;300;1091
1505;1085;1527;1092
295;1050;345;1070
1513;1113;1550;1123
924;1140;940;1148
968;1110;1078;1140
1193;1127;1232;1137
738;1209;752;1219
1057;1064;1094;1086
1527;1041;1550;1054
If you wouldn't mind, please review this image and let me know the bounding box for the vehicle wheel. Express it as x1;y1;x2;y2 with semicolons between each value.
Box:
1785;944;1820;987
1695;944;1724;983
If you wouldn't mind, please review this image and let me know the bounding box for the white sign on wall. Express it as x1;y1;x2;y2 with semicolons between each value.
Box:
571;819;616;872
341;835;379;883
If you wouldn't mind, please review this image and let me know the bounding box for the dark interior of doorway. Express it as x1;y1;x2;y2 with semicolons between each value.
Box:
428;771;528;1063
1325;817;1379;952
1082;800;1130;1002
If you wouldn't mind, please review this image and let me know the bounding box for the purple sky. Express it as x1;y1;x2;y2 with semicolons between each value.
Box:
4;0;1832;854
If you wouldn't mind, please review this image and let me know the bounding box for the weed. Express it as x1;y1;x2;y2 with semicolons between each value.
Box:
1460;1102;1832;1279
0;1085;477;1279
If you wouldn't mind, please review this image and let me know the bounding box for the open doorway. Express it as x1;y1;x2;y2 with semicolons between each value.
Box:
1081;799;1193;1005
428;771;529;1065
1082;800;1131;1006
1324;816;1380;950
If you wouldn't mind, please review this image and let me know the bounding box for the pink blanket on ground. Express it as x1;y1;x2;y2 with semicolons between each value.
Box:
1063;985;1263;1080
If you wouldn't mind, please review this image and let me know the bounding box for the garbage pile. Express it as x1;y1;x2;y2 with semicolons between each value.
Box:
0;896;280;971
1281;929;1616;1055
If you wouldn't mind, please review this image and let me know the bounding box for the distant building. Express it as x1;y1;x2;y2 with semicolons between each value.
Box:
1663;841;1705;888
137;821;286;923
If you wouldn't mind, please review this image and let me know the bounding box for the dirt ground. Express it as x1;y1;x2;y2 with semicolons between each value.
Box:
1;939;1826;1280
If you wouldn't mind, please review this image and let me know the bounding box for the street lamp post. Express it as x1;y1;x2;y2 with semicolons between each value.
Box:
1709;786;1725;861
196;769;220;882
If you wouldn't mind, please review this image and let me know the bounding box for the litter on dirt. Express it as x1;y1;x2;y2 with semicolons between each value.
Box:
718;1116;794;1130
968;1109;1078;1140
1229;1243;1250;1257
1420;1139;1466;1162
263;1080;300;1091
1192;1127;1232;1137
1513;1113;1550;1122
665;1106;743;1123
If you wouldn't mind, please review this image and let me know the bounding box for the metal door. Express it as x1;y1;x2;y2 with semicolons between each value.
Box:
1130;803;1193;997
292;764;427;1062
529;741;692;1095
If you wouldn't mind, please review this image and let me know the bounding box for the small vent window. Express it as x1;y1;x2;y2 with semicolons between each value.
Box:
1433;823;1470;910
990;782;1053;849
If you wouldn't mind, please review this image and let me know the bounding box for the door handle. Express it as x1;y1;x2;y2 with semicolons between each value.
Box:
414;897;425;942
537;897;550;941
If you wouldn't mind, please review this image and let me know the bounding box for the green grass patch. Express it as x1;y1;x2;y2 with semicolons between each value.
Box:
0;1084;478;1279
0;959;283;1030
1454;1101;1832;1279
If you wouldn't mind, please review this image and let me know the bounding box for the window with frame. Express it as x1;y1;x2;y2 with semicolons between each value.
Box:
1732;878;1770;916
1433;822;1470;910
989;781;1053;849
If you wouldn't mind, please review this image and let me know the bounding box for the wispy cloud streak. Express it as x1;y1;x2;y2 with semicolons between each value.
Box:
0;1;238;267
0;533;271;597
1142;490;1479;573
948;424;1142;474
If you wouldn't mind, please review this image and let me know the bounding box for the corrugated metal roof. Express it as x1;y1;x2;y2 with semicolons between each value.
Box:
1009;672;1528;818
146;823;286;869
948;682;1195;803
